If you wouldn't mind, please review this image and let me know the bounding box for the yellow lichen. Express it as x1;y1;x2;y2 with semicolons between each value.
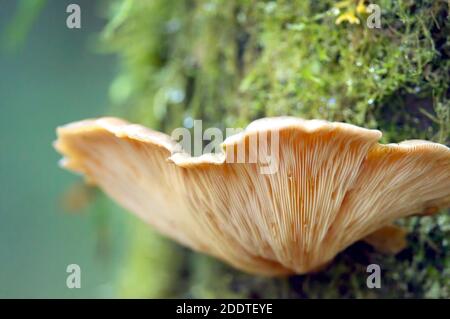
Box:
334;0;368;25
336;11;360;25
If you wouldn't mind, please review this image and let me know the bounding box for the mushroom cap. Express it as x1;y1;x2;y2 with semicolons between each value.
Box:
54;117;450;275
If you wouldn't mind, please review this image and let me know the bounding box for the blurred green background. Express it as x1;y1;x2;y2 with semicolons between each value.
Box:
0;0;126;298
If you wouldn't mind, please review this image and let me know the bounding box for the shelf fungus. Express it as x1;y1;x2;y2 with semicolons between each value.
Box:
54;117;450;276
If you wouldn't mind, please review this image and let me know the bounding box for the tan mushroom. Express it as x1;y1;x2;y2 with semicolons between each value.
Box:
54;117;450;275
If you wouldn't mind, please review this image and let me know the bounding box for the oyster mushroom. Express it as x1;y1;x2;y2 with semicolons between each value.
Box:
54;117;450;275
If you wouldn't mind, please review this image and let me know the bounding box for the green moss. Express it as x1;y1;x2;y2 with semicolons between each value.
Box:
102;0;450;298
117;220;185;298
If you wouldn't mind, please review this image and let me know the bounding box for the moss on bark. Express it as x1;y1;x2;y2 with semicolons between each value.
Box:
102;0;450;298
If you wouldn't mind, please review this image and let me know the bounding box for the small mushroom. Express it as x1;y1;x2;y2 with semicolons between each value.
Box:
362;224;408;255
54;117;450;275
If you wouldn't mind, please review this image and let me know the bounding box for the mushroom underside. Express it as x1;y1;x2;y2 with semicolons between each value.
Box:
54;117;450;275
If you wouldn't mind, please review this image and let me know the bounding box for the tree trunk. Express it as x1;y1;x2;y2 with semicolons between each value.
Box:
103;0;450;298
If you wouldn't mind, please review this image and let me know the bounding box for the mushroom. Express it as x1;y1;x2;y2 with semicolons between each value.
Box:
362;224;408;255
54;117;450;275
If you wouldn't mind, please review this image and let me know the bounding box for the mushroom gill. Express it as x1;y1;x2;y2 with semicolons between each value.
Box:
54;117;450;276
